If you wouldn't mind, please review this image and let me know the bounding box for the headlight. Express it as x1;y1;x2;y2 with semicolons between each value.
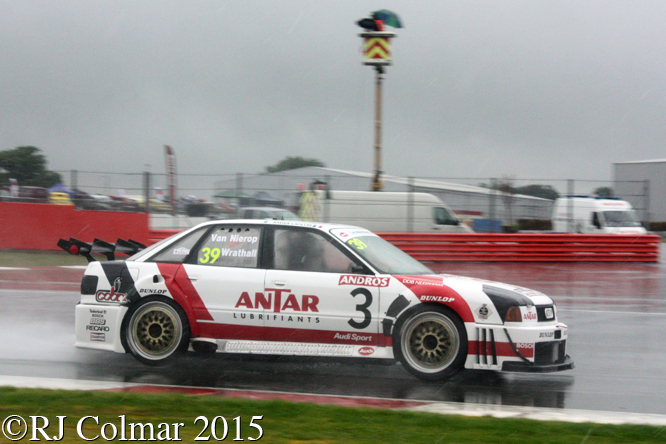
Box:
504;306;522;322
482;284;534;324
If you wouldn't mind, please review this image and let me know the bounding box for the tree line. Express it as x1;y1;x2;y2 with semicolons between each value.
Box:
0;146;61;188
1;147;612;200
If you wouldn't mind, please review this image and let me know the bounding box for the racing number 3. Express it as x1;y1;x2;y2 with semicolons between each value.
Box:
348;288;372;329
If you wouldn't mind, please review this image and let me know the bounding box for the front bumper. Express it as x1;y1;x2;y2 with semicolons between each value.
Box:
467;322;573;373
502;354;575;373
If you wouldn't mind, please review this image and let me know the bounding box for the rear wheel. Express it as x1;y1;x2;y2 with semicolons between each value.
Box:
122;297;190;365
394;306;467;380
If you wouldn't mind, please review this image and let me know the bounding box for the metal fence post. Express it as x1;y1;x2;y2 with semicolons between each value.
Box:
143;171;151;214
567;179;574;233
643;179;650;228
324;175;331;223
408;176;414;233
488;178;496;232
236;172;243;217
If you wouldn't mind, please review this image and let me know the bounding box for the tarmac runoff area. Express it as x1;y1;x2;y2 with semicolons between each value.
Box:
2;375;666;427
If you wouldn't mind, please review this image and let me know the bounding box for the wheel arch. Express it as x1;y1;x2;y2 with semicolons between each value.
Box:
395;301;466;331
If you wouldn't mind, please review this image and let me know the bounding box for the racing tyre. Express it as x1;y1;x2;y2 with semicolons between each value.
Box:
122;297;190;366
393;306;467;381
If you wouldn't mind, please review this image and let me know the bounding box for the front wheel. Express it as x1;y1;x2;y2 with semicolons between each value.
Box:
393;306;467;381
122;297;190;366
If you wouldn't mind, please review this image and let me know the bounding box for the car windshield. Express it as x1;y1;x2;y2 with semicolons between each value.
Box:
331;229;433;275
603;210;641;227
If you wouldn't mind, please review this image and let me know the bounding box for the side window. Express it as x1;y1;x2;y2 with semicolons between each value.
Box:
274;229;356;273
434;207;458;225
196;226;261;268
148;227;209;263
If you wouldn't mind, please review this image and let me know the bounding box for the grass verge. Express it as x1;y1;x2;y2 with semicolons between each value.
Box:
0;388;664;443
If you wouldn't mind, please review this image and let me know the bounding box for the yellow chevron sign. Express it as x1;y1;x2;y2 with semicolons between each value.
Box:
364;37;391;62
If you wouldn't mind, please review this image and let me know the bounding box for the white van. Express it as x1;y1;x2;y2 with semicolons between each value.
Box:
300;190;473;233
551;196;647;234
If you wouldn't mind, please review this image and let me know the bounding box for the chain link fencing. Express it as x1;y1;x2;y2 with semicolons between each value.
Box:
41;169;650;232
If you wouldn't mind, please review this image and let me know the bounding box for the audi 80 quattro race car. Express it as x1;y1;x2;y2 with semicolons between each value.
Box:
63;220;573;380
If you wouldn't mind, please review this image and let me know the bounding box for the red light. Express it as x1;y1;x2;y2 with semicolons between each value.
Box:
505;306;522;323
69;245;79;255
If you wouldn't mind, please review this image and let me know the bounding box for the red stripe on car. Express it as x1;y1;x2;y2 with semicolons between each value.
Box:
156;263;214;339
395;275;474;322
197;323;380;345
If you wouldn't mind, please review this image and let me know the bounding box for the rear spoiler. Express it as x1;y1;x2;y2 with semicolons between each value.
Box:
57;238;146;263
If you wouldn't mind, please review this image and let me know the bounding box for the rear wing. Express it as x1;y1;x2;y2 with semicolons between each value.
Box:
57;237;146;262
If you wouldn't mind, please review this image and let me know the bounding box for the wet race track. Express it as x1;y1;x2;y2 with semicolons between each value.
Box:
1;260;665;415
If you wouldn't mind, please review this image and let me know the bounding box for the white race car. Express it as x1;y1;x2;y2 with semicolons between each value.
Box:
64;220;573;380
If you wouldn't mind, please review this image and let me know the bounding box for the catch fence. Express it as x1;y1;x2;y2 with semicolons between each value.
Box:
49;169;651;231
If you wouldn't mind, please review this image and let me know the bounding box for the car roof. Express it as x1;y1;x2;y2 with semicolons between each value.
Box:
184;218;363;233
240;207;290;211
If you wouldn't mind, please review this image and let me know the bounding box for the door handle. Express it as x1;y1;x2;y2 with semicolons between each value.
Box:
188;275;200;281
272;280;288;286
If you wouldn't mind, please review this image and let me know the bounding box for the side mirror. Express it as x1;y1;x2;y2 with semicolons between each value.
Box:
351;265;368;274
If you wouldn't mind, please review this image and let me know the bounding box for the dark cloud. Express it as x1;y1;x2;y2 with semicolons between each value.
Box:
2;1;665;188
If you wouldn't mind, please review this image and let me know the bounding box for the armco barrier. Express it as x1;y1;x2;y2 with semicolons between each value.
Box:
0;202;150;251
379;233;661;262
148;229;661;262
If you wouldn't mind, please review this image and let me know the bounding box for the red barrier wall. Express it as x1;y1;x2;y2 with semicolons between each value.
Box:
379;233;661;262
0;202;150;251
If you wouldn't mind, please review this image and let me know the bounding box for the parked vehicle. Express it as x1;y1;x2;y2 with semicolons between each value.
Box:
239;207;300;220
552;196;647;234
122;196;172;213
90;194;121;211
298;190;473;233
71;189;99;210
49;191;74;206
63;220;572;380
110;196;142;212
18;186;48;203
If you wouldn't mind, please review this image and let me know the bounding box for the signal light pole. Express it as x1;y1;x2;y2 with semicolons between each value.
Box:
359;30;395;191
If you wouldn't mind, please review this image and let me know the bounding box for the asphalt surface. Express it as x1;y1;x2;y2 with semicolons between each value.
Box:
0;261;665;415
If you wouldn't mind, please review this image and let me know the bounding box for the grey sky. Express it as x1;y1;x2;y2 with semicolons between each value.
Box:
2;1;665;185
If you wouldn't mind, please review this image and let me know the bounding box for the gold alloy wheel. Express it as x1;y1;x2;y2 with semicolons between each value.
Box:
401;312;460;373
129;302;183;360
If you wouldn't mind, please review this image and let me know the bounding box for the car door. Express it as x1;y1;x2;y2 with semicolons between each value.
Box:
263;227;381;347
181;224;266;340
